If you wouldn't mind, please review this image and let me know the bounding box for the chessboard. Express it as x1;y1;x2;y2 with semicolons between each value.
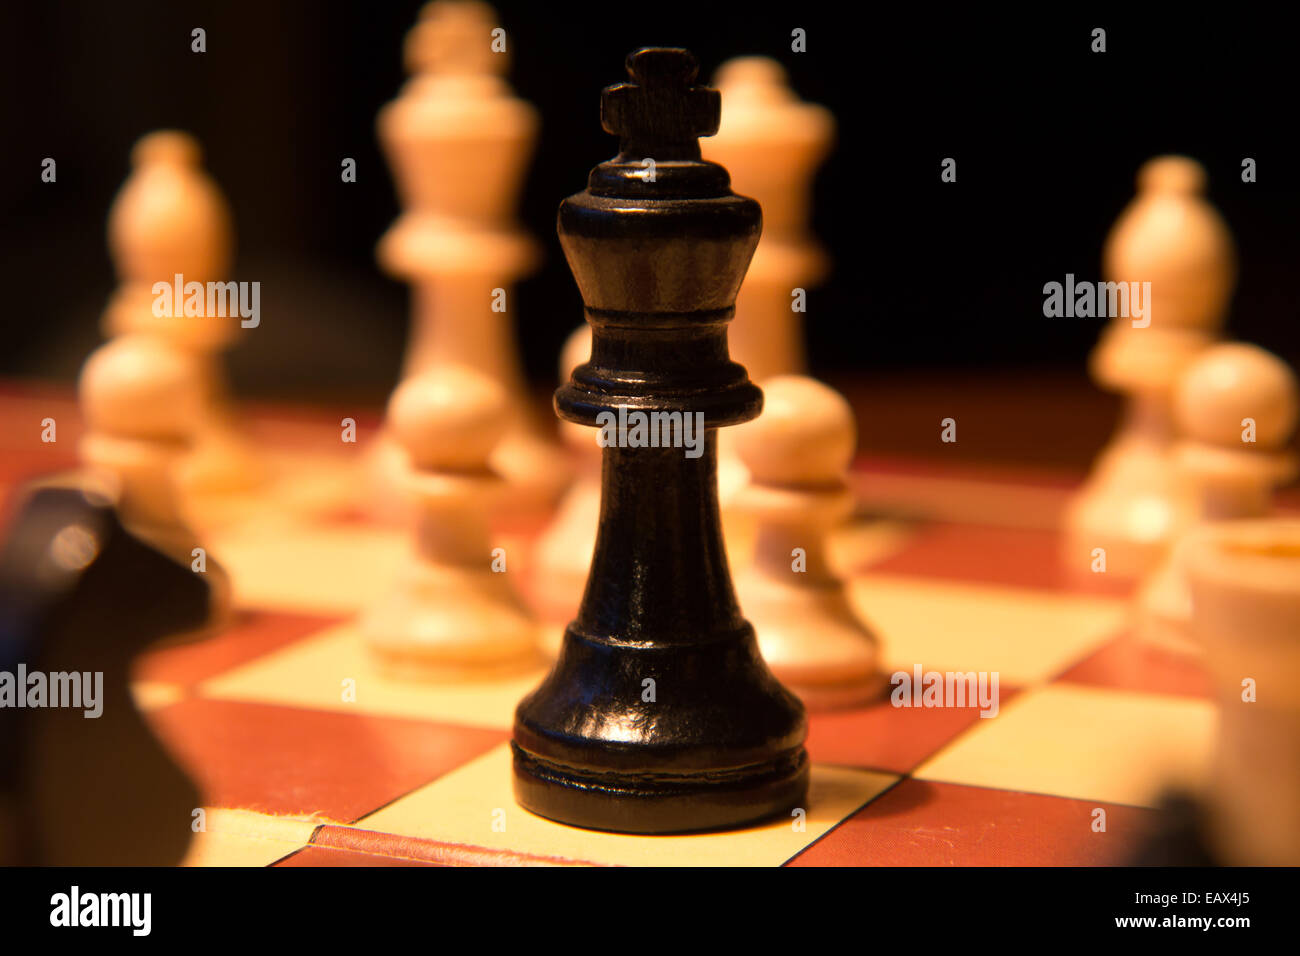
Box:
0;381;1253;867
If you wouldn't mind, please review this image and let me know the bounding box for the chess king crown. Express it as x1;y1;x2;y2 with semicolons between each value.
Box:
554;47;764;430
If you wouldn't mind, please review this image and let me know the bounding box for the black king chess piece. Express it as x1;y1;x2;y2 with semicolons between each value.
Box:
512;47;808;833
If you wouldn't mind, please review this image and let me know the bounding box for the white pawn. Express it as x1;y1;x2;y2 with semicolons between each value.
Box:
78;334;230;628
105;130;259;495
1137;343;1298;650
531;326;599;633
732;376;884;709
1065;156;1236;578
361;366;540;678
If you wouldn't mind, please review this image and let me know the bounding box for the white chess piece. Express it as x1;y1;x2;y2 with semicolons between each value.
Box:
105;130;260;495
373;1;568;517
531;326;599;638
1185;518;1300;864
731;375;884;709
702;57;832;383
1137;343;1298;650
78;333;230;627
703;58;834;513
361;365;541;678
1065;156;1235;578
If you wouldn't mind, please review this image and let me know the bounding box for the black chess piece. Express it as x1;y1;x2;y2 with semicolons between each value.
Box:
512;47;808;834
1130;791;1220;866
0;483;209;864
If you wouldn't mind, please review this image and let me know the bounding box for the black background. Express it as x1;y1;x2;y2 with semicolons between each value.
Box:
0;862;1280;941
1;2;1297;405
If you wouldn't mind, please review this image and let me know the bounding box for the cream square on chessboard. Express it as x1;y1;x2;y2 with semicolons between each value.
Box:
352;744;896;867
206;519;406;614
185;448;365;531
198;621;548;730
912;683;1216;807
131;681;186;711
204;512;534;618
181;809;319;867
853;573;1127;685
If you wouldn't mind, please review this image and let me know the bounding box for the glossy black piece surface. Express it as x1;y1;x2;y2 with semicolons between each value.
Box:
513;47;808;834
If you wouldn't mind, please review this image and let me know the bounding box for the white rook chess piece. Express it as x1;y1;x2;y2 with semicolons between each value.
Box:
1065;156;1236;579
361;365;540;678
731;375;883;709
702;58;834;509
78;334;230;628
531;325;598;634
1137;343;1298;650
374;0;568;517
105;130;260;495
1186;518;1300;865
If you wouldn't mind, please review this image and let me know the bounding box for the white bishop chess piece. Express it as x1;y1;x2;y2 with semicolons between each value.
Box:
361;365;541;679
731;375;884;709
1065;156;1236;579
105;130;260;496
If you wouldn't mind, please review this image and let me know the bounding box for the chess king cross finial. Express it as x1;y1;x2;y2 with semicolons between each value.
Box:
601;48;721;160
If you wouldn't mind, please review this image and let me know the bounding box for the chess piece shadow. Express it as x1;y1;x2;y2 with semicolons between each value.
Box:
0;484;209;865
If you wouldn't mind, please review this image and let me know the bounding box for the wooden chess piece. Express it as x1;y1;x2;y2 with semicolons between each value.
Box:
701;57;832;383
1137;343;1298;650
513;48;808;834
105;130;260;494
732;376;884;708
373;0;568;517
0;485;209;865
361;365;541;678
1183;518;1300;865
1065;156;1235;579
702;58;834;511
77;333;230;629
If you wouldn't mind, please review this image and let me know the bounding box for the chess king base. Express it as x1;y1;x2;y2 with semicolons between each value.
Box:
512;625;809;834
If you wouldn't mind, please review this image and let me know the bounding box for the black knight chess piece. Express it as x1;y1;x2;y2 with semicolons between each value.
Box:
512;47;808;833
0;484;209;864
1130;791;1220;866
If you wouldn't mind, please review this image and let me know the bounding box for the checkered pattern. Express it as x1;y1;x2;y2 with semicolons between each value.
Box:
0;387;1222;866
